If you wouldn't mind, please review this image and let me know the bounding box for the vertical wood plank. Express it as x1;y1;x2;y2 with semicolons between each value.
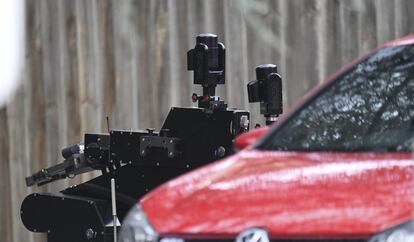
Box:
223;0;250;110
283;0;320;105
98;0;116;129
112;0;140;129
0;107;12;242
8;70;35;242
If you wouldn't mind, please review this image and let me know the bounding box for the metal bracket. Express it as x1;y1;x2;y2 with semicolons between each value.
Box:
139;135;180;158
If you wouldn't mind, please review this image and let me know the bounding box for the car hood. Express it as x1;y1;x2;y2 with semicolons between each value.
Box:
141;150;414;238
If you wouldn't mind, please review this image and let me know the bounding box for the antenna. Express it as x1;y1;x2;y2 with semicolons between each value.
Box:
111;178;118;242
106;116;110;132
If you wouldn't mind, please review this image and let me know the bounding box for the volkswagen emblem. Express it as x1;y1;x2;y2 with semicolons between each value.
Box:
236;228;270;242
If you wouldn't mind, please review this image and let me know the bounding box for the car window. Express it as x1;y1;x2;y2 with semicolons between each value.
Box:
259;45;414;152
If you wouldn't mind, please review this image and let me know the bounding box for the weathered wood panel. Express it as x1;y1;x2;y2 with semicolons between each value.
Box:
0;107;12;242
1;0;414;241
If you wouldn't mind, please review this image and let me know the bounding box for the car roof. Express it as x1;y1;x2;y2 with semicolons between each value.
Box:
383;34;414;48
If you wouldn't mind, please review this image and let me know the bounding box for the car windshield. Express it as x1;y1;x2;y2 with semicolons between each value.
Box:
258;45;414;152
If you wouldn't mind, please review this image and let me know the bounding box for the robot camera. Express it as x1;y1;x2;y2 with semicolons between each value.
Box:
248;64;283;124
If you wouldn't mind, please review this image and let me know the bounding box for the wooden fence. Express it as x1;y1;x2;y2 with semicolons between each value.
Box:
1;0;413;241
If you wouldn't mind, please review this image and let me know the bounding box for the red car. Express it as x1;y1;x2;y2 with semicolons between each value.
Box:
119;36;414;242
